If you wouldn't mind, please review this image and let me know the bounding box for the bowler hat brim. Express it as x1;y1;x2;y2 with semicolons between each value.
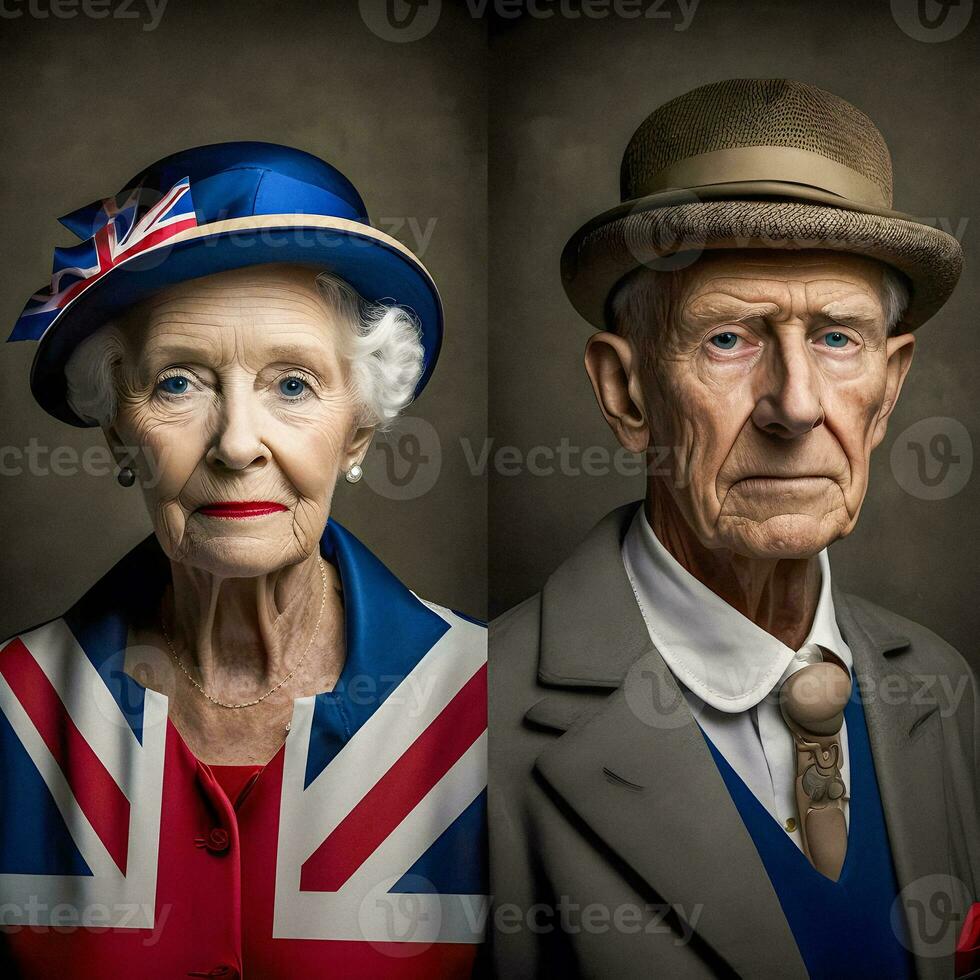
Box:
561;183;963;332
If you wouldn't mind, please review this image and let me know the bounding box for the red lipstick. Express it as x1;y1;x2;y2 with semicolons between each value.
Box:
196;501;288;519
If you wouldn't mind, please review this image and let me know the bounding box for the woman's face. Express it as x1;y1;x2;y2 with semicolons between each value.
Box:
106;264;373;577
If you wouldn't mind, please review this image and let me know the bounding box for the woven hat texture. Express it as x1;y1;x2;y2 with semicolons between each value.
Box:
562;78;962;330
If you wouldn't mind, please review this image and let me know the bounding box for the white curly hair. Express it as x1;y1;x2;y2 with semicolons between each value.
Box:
64;269;425;432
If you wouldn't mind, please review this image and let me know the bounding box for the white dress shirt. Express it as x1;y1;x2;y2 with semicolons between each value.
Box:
621;506;854;851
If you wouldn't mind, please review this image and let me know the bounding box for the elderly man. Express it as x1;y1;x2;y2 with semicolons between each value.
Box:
489;79;979;979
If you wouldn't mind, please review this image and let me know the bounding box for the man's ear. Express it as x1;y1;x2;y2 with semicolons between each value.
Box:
870;332;915;450
583;331;649;453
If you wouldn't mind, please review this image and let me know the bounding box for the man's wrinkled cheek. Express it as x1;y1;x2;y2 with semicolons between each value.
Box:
649;358;691;430
833;376;885;464
643;376;684;483
694;397;755;522
679;380;733;461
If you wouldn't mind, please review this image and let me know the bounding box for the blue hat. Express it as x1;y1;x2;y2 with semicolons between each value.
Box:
8;141;444;426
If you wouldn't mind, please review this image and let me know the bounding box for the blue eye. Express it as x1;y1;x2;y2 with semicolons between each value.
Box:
710;332;739;350
822;331;851;348
158;375;190;395
279;376;307;398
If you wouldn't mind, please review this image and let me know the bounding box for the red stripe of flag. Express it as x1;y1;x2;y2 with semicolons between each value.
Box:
48;185;195;314
121;183;193;250
300;662;487;892
0;639;131;874
119;218;196;261
94;224;114;274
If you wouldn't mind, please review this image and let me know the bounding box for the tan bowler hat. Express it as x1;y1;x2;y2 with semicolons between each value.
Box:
561;78;962;331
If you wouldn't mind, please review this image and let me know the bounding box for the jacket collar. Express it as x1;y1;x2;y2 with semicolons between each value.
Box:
532;499;957;979
538;501;652;687
538;500;913;686
622;504;852;711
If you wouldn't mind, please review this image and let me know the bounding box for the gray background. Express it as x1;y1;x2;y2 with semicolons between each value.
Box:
0;0;488;637
488;0;980;668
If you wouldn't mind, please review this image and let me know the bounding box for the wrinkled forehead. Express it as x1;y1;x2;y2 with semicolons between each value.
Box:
116;263;341;363
677;250;889;322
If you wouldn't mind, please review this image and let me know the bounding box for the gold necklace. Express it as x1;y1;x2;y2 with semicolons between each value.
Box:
160;555;328;710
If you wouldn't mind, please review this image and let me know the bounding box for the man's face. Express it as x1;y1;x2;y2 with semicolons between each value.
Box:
623;250;916;558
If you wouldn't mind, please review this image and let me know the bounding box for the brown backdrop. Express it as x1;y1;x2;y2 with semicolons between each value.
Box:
2;0;977;662
0;0;488;637
487;0;980;668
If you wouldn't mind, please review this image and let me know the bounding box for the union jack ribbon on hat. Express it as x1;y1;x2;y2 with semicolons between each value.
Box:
9;176;197;343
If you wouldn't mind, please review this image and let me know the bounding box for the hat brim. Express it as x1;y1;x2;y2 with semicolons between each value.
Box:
561;186;963;331
30;214;443;427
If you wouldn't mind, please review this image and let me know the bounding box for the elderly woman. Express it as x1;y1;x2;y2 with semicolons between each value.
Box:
0;142;486;979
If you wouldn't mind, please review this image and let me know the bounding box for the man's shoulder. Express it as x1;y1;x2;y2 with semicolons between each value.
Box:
490;592;540;654
489;593;543;709
840;589;976;680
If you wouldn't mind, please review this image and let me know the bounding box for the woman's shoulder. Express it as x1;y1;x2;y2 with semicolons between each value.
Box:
1;537;163;679
412;593;487;632
401;594;487;693
2;612;71;653
0;613;92;703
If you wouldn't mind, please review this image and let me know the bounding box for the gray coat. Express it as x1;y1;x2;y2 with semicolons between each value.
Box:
489;501;979;979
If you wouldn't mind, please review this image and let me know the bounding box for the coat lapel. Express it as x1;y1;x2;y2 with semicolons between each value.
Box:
534;655;808;978
532;502;808;978
834;587;969;979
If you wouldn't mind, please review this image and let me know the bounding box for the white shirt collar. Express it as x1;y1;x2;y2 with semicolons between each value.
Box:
622;505;852;713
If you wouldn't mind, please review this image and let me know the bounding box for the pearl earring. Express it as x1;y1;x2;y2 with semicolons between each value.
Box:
117;466;136;488
345;462;363;484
